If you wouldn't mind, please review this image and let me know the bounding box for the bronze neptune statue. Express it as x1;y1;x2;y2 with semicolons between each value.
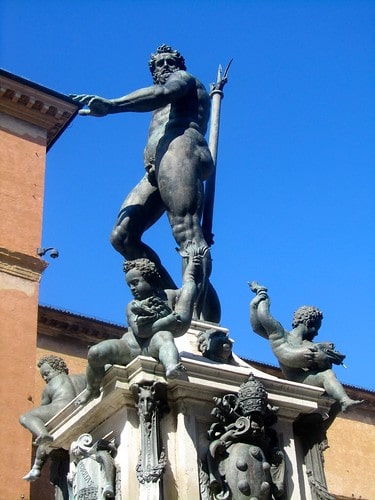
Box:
71;44;220;323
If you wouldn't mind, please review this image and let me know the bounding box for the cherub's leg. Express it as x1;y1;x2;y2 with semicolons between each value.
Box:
303;370;363;411
77;339;132;405
19;407;54;444
110;173;176;289
320;371;363;411
152;312;186;338
149;331;185;378
23;445;48;482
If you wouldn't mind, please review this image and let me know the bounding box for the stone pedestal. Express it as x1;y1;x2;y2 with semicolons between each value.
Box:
45;322;333;499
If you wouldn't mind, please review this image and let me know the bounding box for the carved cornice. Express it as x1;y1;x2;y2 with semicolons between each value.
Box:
242;357;375;415
38;305;125;345
0;247;47;281
0;69;81;150
37;305;375;411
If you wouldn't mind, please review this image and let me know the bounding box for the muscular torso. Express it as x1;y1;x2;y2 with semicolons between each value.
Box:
143;71;213;179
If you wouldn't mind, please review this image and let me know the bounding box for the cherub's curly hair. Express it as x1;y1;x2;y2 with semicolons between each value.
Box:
37;355;69;374
123;258;162;287
148;44;186;82
292;306;323;329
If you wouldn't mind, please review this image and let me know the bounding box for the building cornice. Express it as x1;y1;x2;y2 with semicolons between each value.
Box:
0;247;47;281
0;69;81;150
37;305;375;413
38;305;125;345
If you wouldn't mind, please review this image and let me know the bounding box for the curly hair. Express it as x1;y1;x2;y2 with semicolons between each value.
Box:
148;44;186;82
292;306;323;329
37;355;69;374
123;258;162;287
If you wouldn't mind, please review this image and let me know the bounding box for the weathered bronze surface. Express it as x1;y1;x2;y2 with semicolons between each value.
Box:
77;243;203;405
197;328;234;363
71;45;221;323
19;355;85;482
249;282;362;412
203;374;285;499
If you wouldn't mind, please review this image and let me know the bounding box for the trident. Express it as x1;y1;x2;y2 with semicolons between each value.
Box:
202;59;233;247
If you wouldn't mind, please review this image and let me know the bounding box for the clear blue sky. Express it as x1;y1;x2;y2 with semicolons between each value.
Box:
2;1;374;389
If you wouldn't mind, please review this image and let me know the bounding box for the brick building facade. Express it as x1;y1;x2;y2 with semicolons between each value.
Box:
1;70;373;499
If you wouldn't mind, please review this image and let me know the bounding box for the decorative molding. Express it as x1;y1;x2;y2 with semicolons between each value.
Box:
68;433;117;499
132;382;169;499
294;413;335;500
37;307;375;413
204;374;285;499
0;69;81;150
0;247;47;281
38;305;125;345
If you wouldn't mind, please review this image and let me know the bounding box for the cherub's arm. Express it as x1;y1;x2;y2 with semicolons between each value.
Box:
39;384;53;406
182;253;203;284
274;343;319;369
250;291;270;339
125;302;139;331
248;282;319;369
249;282;286;345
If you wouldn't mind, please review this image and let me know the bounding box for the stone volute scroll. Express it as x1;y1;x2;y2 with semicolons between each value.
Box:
67;433;117;500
